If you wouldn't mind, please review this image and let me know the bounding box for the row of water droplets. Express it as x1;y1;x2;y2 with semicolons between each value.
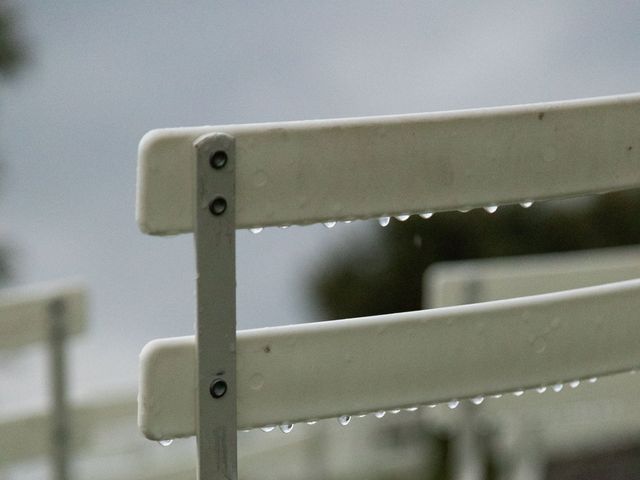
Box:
249;375;603;436
248;201;535;234
256;408;409;434
158;374;613;445
376;201;534;227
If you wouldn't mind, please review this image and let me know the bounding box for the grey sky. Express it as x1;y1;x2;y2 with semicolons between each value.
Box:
1;1;639;409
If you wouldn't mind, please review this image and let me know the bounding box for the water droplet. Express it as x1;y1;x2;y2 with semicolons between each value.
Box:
250;227;263;234
395;214;410;221
427;404;437;408
471;396;484;405
543;148;556;163
419;212;433;219
343;220;353;224
306;420;318;425
390;409;401;414
158;439;173;447
253;170;268;187
378;217;390;227
324;221;337;228
491;394;503;399
260;426;275;432
484;205;498;214
552;383;563;392
520;201;534;208
588;377;598;383
536;386;547;393
357;414;367;418
249;373;265;391
405;406;419;412
338;415;351;426
569;380;580;388
374;411;386;418
279;423;294;434
279;225;290;229
513;390;524;397
533;337;547;354
458;208;471;213
448;400;460;409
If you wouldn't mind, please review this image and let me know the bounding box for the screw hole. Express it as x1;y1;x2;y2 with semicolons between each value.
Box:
209;197;227;215
210;151;228;169
210;379;227;398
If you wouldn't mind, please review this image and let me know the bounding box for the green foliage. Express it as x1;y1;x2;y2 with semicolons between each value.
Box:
312;190;640;319
0;5;24;285
0;5;24;77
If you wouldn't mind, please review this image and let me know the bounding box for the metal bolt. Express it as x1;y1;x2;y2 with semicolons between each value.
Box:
210;379;227;398
210;151;228;169
209;197;227;215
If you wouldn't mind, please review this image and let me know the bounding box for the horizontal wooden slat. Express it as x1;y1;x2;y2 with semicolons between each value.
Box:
0;280;87;350
137;93;640;235
424;248;640;453
138;279;640;440
426;245;640;308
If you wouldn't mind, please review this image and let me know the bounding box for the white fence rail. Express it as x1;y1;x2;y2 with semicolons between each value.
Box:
140;278;640;439
135;93;640;479
137;93;640;235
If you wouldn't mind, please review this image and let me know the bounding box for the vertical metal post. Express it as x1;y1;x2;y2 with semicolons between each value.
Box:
48;298;70;480
501;425;545;480
450;406;485;480
194;133;237;480
449;283;486;480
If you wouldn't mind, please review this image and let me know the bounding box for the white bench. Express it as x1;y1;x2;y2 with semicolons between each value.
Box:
0;281;86;480
136;93;640;479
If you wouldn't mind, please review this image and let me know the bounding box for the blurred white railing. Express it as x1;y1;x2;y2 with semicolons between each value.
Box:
425;246;640;479
0;281;86;480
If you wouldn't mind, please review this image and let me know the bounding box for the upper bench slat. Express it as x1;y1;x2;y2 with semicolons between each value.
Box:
137;93;640;235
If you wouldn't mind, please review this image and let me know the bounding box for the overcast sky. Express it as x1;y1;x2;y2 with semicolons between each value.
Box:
1;1;639;410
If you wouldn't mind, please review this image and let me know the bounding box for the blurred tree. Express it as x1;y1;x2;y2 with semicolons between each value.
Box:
0;4;26;284
0;5;24;77
312;190;640;319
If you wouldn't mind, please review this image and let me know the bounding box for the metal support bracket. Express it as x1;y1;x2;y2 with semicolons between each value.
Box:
194;133;237;480
48;297;70;480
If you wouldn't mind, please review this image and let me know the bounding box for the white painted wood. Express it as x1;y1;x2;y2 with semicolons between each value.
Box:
138;278;640;440
0;280;86;350
426;245;640;308
425;246;640;454
137;93;640;235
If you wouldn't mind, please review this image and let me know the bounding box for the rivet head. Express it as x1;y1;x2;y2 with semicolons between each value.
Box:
210;151;228;169
210;379;227;398
209;197;227;215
